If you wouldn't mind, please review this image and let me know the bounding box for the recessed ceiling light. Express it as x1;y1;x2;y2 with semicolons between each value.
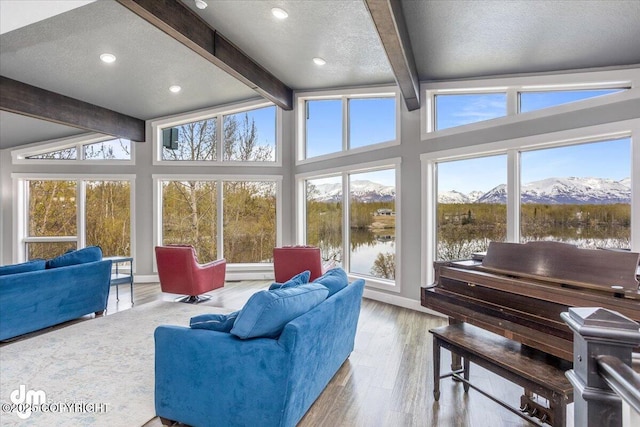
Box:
194;0;207;9
169;85;182;93
271;7;288;19
100;53;116;64
313;57;326;66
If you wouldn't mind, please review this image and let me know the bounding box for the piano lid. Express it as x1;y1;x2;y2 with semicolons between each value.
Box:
479;241;640;296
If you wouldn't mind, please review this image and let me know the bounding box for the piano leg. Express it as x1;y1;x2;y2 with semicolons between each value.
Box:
433;336;441;401
463;357;470;392
449;318;463;372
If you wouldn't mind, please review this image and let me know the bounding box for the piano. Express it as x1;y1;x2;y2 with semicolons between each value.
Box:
422;241;640;424
423;241;640;361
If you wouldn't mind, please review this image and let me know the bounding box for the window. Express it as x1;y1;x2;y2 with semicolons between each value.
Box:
520;138;631;249
436;155;507;261
83;139;131;160
155;102;279;165
161;119;217;161
27;180;77;259
305;176;343;265
519;89;626;113
27;148;77;160
300;160;400;287
423;71;634;136
423;122;637;287
161;180;218;261
14;135;133;163
305;100;342;158
349;169;396;280
435;93;507;131
85;181;132;257
348;97;396;149
300;89;399;161
224;106;276;161
19;176;134;260
158;177;280;265
223;181;276;263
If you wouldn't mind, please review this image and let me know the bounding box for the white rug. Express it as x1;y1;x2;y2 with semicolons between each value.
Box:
0;301;230;426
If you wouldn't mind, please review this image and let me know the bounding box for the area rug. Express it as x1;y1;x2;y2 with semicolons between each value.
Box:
0;301;230;426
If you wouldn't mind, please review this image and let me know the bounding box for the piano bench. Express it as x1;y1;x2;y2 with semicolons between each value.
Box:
430;323;574;427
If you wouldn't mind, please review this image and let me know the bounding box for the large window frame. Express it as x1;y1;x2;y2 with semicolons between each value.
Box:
153;174;283;273
151;99;282;166
295;86;401;164
11;133;135;165
421;69;637;140
421;119;640;286
296;158;402;292
12;173;136;263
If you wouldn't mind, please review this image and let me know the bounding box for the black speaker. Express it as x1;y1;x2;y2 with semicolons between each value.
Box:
162;128;179;150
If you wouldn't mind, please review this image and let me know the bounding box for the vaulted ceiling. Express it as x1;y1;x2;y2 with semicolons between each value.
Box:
1;0;639;150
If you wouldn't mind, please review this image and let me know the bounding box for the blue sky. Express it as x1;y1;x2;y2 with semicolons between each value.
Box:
306;97;396;158
228;105;276;148
438;137;630;194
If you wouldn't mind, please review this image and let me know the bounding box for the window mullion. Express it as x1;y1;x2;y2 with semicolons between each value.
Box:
506;149;520;242
342;172;350;271
77;180;86;249
217;180;224;259
507;88;518;116
342;96;349;151
217;115;223;163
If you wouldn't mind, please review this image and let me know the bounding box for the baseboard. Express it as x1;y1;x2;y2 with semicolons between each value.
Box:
134;274;445;318
133;272;275;283
362;287;446;317
133;275;159;283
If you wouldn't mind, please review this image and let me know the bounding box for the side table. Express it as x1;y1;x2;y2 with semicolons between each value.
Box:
104;256;134;304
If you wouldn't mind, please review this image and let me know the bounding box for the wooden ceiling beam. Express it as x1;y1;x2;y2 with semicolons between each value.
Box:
364;0;420;111
116;0;293;110
0;76;146;142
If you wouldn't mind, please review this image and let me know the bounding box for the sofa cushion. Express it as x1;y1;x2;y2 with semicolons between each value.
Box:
0;259;46;276
46;246;102;269
231;283;329;339
312;267;349;297
268;270;310;290
190;311;239;332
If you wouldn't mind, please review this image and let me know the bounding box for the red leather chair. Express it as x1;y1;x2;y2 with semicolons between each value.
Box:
273;245;324;283
155;245;226;303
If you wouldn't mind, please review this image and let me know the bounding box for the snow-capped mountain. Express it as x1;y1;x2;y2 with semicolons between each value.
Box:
311;177;630;205
441;177;631;204
438;190;470;204
310;180;395;203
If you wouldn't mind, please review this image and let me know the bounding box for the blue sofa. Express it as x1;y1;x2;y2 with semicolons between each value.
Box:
0;248;112;341
154;275;365;427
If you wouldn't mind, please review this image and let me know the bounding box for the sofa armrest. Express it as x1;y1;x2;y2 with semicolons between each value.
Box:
154;325;289;427
274;278;365;424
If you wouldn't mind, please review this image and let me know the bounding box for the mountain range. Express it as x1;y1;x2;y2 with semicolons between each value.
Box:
439;177;631;204
309;177;631;204
310;180;396;203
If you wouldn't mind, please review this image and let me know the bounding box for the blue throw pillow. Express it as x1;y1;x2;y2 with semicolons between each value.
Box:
267;270;311;290
46;246;102;269
0;259;46;276
312;267;349;297
190;311;239;332
231;283;329;339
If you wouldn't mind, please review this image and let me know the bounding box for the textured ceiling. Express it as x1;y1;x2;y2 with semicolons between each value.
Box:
0;0;257;120
1;0;639;150
181;0;395;91
402;0;640;81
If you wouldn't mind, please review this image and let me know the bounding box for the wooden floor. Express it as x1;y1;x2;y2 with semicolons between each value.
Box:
8;281;572;426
